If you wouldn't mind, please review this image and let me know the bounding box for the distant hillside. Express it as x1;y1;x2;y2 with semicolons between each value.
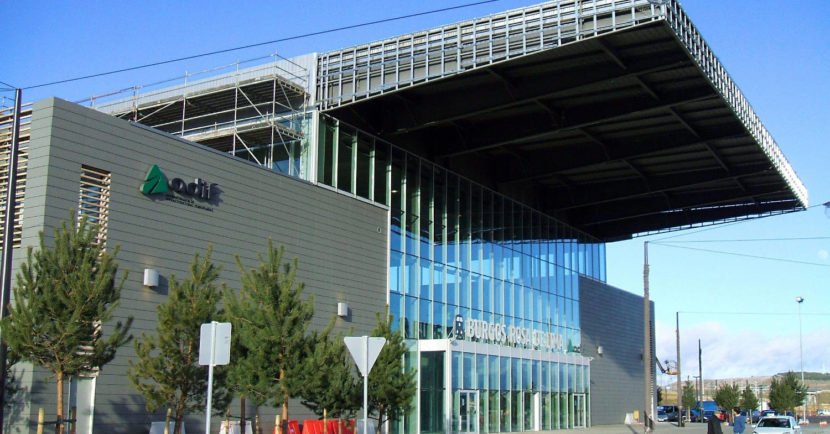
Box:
792;372;830;381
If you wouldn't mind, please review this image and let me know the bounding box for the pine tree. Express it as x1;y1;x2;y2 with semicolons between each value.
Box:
223;240;315;426
769;371;807;414
739;383;759;414
713;383;740;421
128;246;230;434
0;214;132;434
367;314;416;428
681;381;697;421
300;330;361;419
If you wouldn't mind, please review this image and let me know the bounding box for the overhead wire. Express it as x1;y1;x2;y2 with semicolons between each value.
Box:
678;311;830;317
655;236;830;243
21;0;500;91
653;242;830;268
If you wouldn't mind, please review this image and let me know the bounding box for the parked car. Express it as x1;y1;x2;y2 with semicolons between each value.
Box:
696;400;718;421
660;405;679;414
657;408;668;422
760;410;777;418
753;416;801;434
740;410;761;423
688;409;701;423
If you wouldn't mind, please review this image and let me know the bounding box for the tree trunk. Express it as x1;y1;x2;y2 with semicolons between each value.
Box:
174;398;185;434
55;371;64;434
280;368;288;423
241;394;246;433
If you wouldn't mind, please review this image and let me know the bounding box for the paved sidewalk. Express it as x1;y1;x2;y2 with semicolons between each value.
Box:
549;422;707;434
549;420;829;434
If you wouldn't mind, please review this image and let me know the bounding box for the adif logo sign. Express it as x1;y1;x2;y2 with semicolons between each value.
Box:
140;164;217;201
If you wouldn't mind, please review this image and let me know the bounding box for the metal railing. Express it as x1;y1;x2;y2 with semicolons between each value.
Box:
662;0;808;207
317;0;662;109
316;0;807;209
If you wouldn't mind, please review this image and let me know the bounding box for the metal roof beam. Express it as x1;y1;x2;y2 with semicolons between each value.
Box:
549;164;774;212
498;133;748;185
441;88;714;159
565;185;788;231
585;200;802;241
386;58;690;138
595;38;627;70
669;107;730;172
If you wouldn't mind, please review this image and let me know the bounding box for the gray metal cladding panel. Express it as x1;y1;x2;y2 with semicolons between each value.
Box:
579;276;655;426
11;98;388;433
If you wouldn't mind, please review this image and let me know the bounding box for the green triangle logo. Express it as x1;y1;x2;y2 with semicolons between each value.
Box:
140;165;169;195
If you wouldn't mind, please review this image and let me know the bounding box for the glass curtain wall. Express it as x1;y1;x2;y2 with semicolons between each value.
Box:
317;113;600;432
448;351;590;432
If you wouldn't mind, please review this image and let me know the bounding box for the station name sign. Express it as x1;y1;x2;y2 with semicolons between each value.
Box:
140;164;218;211
455;316;565;352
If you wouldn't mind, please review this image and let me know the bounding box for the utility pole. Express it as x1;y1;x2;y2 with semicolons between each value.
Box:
644;241;653;432
698;339;703;417
0;87;23;432
797;296;806;422
676;312;683;427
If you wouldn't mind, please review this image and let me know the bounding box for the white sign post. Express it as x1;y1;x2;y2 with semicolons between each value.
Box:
344;336;385;434
200;321;231;434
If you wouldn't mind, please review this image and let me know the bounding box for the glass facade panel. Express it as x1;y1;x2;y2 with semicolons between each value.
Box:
337;128;354;193
315;114;599;432
421;352;445;434
356;133;372;199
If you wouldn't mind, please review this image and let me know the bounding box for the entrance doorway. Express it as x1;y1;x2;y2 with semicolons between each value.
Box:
573;393;587;428
457;390;479;433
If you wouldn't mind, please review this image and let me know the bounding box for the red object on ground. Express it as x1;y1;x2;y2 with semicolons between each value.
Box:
299;419;355;434
302;420;324;434
285;420;300;434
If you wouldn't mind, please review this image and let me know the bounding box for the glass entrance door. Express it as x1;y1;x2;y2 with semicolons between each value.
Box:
573;393;586;428
457;390;479;433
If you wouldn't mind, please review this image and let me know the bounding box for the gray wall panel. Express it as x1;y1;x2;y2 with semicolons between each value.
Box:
10;98;389;433
579;276;655;426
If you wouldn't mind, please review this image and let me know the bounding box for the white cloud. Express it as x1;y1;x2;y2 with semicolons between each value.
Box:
654;320;830;380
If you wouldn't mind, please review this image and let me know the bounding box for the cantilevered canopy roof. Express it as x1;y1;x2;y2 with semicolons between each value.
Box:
320;0;807;241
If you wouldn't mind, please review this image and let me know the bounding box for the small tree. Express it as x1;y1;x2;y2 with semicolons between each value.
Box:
740;383;759;414
656;386;663;405
367;314;416;429
682;381;697;421
1;214;132;434
713;383;741;421
769;372;807;414
223;240;315;426
128;246;230;434
301;330;361;419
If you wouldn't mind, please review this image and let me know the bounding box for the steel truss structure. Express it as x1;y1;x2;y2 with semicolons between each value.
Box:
66;0;805;240
318;0;807;239
95;55;311;174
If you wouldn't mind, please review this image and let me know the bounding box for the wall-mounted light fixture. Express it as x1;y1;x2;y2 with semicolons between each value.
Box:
337;302;349;318
597;345;604;356
143;269;159;287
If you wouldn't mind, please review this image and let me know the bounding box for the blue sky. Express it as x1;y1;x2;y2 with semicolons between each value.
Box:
3;0;829;380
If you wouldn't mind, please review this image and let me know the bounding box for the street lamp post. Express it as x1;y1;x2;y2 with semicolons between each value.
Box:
796;296;805;422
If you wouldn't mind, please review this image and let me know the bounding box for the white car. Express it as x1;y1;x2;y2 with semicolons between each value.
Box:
752;416;801;434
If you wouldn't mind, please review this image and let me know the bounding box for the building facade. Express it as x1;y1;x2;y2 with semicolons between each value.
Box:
0;0;807;433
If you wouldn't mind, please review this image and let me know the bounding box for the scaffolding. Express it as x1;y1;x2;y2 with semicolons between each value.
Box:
90;54;312;175
0;102;31;249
